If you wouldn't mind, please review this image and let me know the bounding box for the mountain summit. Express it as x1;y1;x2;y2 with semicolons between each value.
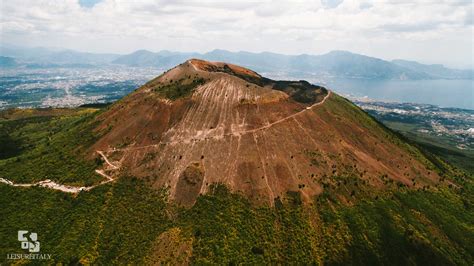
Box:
91;59;438;206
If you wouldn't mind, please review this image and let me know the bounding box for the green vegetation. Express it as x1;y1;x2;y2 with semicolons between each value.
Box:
363;107;474;175
385;121;474;174
322;94;439;171
0;177;169;265
272;80;327;104
1;179;472;265
318;186;473;265
0;103;472;264
0;108;104;185
150;77;206;100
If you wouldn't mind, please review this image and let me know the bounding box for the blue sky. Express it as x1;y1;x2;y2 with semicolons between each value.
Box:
78;0;101;8
1;0;473;68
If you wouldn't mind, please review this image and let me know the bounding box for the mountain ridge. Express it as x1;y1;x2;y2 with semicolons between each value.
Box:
392;59;473;79
2;45;471;80
111;49;472;80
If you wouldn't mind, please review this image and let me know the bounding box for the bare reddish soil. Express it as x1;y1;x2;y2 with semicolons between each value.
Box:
91;60;439;205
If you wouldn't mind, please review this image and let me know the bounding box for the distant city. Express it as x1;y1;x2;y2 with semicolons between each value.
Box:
354;100;474;151
1;46;473;155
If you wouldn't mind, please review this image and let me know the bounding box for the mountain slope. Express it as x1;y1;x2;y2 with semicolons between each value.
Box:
392;59;474;79
111;49;200;68
0;60;472;264
111;49;162;66
312;51;430;79
90;59;439;206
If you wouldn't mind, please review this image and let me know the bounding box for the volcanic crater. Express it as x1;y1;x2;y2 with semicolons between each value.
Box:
91;59;439;206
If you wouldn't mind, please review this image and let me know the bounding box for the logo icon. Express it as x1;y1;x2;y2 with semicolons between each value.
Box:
18;230;40;252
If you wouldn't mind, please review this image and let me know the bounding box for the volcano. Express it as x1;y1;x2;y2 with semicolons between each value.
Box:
1;59;471;265
91;59;439;206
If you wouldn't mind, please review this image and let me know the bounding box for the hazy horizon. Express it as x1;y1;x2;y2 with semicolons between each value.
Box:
3;44;474;71
1;0;473;69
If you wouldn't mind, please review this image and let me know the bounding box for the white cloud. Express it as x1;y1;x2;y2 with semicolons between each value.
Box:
321;0;344;9
0;0;472;67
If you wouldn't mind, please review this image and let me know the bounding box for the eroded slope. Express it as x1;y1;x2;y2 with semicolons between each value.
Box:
91;59;439;205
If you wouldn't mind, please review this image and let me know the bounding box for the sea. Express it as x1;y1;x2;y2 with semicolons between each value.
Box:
1;67;473;110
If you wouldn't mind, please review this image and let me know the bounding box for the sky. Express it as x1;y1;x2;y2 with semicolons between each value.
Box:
1;0;473;68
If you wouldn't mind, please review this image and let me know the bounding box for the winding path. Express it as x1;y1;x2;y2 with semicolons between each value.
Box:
0;90;331;194
112;90;332;152
0;151;118;193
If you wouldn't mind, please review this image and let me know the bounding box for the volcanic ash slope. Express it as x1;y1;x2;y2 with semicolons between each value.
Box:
92;59;439;206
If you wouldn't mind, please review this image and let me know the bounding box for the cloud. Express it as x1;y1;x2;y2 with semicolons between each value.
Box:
79;0;102;8
380;22;443;33
359;2;372;9
321;0;344;9
0;0;472;67
465;9;473;25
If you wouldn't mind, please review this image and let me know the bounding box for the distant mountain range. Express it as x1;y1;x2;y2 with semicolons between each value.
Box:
1;45;472;80
391;59;473;79
0;56;17;67
0;45;119;66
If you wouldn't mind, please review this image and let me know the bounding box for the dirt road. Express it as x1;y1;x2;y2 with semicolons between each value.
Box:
0;151;117;193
